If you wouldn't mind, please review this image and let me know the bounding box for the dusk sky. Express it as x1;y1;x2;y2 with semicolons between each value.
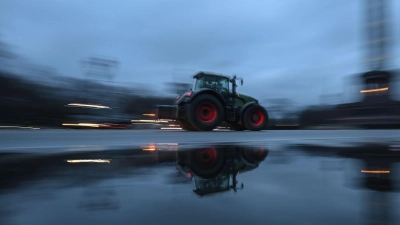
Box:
1;0;399;107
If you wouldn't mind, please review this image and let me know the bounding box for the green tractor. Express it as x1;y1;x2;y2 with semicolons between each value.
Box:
156;71;269;131
175;145;269;196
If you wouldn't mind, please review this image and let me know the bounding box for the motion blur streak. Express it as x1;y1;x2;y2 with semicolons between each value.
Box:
62;123;101;128
66;103;111;109
360;87;389;93
361;170;390;174
66;159;111;164
160;127;182;130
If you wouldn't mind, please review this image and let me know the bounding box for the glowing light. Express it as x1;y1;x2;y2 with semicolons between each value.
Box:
0;126;40;129
143;114;156;117
67;159;111;164
62;123;100;128
184;92;192;97
66;103;110;109
156;120;170;123
79;123;100;127
360;87;388;93
142;144;157;151
361;170;390;174
160;127;182;130
131;119;156;123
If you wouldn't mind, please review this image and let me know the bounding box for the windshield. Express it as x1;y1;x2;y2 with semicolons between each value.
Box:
193;174;230;195
193;75;229;94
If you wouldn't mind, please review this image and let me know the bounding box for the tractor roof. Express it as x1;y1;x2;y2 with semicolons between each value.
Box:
193;71;231;80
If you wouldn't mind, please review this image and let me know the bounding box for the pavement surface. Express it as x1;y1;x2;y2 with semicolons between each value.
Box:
0;129;399;153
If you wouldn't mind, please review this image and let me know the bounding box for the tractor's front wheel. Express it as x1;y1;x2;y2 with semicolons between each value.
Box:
242;146;269;164
242;104;268;131
187;94;224;131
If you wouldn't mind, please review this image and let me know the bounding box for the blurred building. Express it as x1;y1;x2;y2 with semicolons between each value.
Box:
299;70;400;129
299;0;400;129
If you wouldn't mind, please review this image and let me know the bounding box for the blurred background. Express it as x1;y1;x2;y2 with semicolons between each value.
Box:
0;0;399;130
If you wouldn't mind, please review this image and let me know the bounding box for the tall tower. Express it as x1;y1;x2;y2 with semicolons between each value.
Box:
365;0;389;70
360;0;395;102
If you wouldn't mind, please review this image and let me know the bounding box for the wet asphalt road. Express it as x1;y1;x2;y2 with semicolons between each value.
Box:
0;129;399;152
1;135;400;225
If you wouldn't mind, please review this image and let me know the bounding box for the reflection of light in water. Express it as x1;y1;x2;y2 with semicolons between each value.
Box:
142;143;179;151
361;170;390;174
67;159;111;164
360;87;389;93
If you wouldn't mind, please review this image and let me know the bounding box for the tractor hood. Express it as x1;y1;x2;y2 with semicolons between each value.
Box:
236;93;259;104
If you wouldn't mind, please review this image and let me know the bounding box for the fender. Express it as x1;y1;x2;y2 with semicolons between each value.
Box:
239;101;258;117
177;89;226;106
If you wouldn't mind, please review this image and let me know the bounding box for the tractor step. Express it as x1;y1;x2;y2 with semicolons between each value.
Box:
226;106;236;121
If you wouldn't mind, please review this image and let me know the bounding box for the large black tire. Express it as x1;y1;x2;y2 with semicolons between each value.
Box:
242;146;269;164
188;147;226;179
177;119;196;131
242;104;268;131
187;94;224;131
228;122;245;131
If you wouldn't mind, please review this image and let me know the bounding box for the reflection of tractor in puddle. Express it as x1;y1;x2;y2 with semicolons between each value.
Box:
176;145;268;196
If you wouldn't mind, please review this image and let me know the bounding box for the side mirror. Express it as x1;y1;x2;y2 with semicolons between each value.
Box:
241;79;243;86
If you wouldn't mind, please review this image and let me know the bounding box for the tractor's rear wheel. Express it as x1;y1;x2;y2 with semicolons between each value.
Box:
177;120;196;131
242;104;268;131
187;94;224;131
228;122;245;131
189;147;226;179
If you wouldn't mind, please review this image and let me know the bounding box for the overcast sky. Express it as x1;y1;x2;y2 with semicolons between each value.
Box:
1;0;399;107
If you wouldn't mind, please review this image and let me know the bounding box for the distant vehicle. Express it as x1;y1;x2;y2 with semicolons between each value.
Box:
155;71;269;131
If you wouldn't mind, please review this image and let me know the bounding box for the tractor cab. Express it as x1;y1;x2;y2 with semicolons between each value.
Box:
193;171;243;197
192;72;243;97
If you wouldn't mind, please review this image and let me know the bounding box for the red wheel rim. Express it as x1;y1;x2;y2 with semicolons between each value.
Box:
197;103;217;122
244;147;266;161
196;147;217;168
249;109;264;126
252;148;265;158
